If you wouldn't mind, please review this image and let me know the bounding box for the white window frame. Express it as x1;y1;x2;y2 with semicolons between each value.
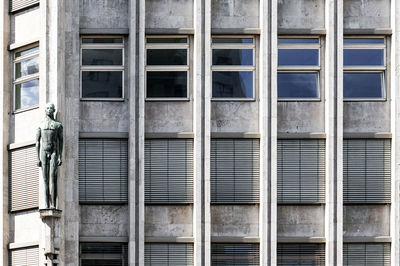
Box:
343;36;387;101
145;35;190;101
211;35;256;101
13;44;39;112
80;36;125;101
277;36;321;101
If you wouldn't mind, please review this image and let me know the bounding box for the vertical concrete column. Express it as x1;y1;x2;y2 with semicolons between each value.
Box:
0;0;10;265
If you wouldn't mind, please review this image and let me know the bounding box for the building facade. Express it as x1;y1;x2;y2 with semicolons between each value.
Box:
1;0;400;265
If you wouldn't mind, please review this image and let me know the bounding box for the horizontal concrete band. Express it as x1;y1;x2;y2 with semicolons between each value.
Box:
211;237;260;243
344;28;392;35
211;28;261;35
277;237;326;243
8;241;39;250
8;140;36;150
145;132;195;139
277;132;326;139
278;28;326;35
343;236;392;243
145;237;195;243
79;236;129;243
80;28;129;35
8;39;39;51
79;132;129;138
146;28;195;35
211;132;261;139
343;132;392;139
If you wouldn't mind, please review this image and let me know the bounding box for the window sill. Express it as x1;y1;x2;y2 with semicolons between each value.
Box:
278;98;321;102
80;98;125;102
343;98;387;102
12;105;39;115
145;97;190;102
211;98;256;102
277;202;325;205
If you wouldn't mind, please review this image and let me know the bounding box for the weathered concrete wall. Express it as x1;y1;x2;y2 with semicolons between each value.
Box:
80;205;129;237
80;0;129;29
344;0;390;29
278;0;325;29
343;205;390;236
277;205;324;237
10;210;40;243
343;102;390;132
211;205;258;236
10;109;41;143
80;102;129;132
211;102;259;132
146;0;193;28
10;7;40;44
278;102;324;133
145;102;192;133
211;0;259;28
145;205;193;237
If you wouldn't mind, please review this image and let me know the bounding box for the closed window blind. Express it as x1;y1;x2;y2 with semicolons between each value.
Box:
80;242;128;266
9;145;38;212
277;139;325;203
343;243;390;266
211;139;260;203
145;139;193;203
211;243;260;265
9;0;39;12
79;139;128;203
343;139;391;203
277;243;325;266
145;243;194;265
10;246;39;266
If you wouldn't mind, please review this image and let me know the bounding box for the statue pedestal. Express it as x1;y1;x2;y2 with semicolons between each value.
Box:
40;209;62;265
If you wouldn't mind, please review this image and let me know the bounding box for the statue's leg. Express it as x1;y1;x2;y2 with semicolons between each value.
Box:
50;152;58;209
41;153;50;208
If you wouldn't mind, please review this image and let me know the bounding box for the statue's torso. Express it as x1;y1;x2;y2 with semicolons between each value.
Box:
39;119;61;153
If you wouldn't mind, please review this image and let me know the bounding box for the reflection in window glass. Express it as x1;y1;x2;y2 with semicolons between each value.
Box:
146;71;187;98
147;49;187;65
343;73;383;98
278;38;319;44
344;38;384;44
82;49;123;66
82;71;123;98
15;56;39;79
15;46;39;57
212;71;253;98
212;38;253;44
82;38;123;44
278;73;319;98
278;49;319;66
212;49;253;65
147;38;187;43
344;49;384;66
15;79;39;110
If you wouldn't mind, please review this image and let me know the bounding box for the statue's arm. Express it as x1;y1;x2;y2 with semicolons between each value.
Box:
57;125;63;166
36;127;41;167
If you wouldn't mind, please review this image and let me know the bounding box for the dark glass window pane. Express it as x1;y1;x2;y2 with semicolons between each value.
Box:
344;49;384;66
15;56;39;79
15;46;39;58
82;71;123;98
278;49;319;66
212;38;253;44
212;71;253;98
147;49;187;65
81;243;122;254
344;38;384;44
82;49;123;66
212;49;253;65
278;73;319;98
343;72;383;98
81;259;122;266
82;38;123;44
15;79;39;110
278;38;319;44
147;71;187;98
147;38;187;43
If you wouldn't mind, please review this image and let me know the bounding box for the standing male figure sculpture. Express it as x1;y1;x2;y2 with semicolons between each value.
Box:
36;103;63;209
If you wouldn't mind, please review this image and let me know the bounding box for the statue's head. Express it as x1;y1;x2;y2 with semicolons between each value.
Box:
45;103;55;116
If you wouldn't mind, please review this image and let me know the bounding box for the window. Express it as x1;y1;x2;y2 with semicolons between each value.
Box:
146;36;189;99
80;37;124;99
277;243;325;266
10;246;39;266
9;0;39;13
13;45;39;110
79;138;128;203
211;243;260;265
277;139;325;204
211;139;259;203
343;243;390;266
145;139;193;203
145;243;194;265
80;242;128;266
343;37;386;99
278;37;321;99
212;37;255;99
343;139;391;203
9;145;38;212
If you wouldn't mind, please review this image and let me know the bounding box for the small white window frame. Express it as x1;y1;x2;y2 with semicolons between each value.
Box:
145;35;190;101
80;36;125;101
343;36;387;101
211;35;256;101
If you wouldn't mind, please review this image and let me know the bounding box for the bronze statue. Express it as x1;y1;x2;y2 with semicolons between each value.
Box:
36;103;63;209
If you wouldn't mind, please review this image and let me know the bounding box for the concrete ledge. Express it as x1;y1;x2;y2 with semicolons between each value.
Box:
80;28;129;35
344;28;392;35
145;28;195;35
79;132;129;139
211;132;261;139
278;28;326;35
211;237;260;243
8;39;39;51
145;132;194;139
39;209;62;218
343;132;392;139
145;237;195;243
211;28;261;35
9;241;39;250
343;236;391;243
8;140;36;150
277;132;326;139
79;236;129;243
278;237;326;243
